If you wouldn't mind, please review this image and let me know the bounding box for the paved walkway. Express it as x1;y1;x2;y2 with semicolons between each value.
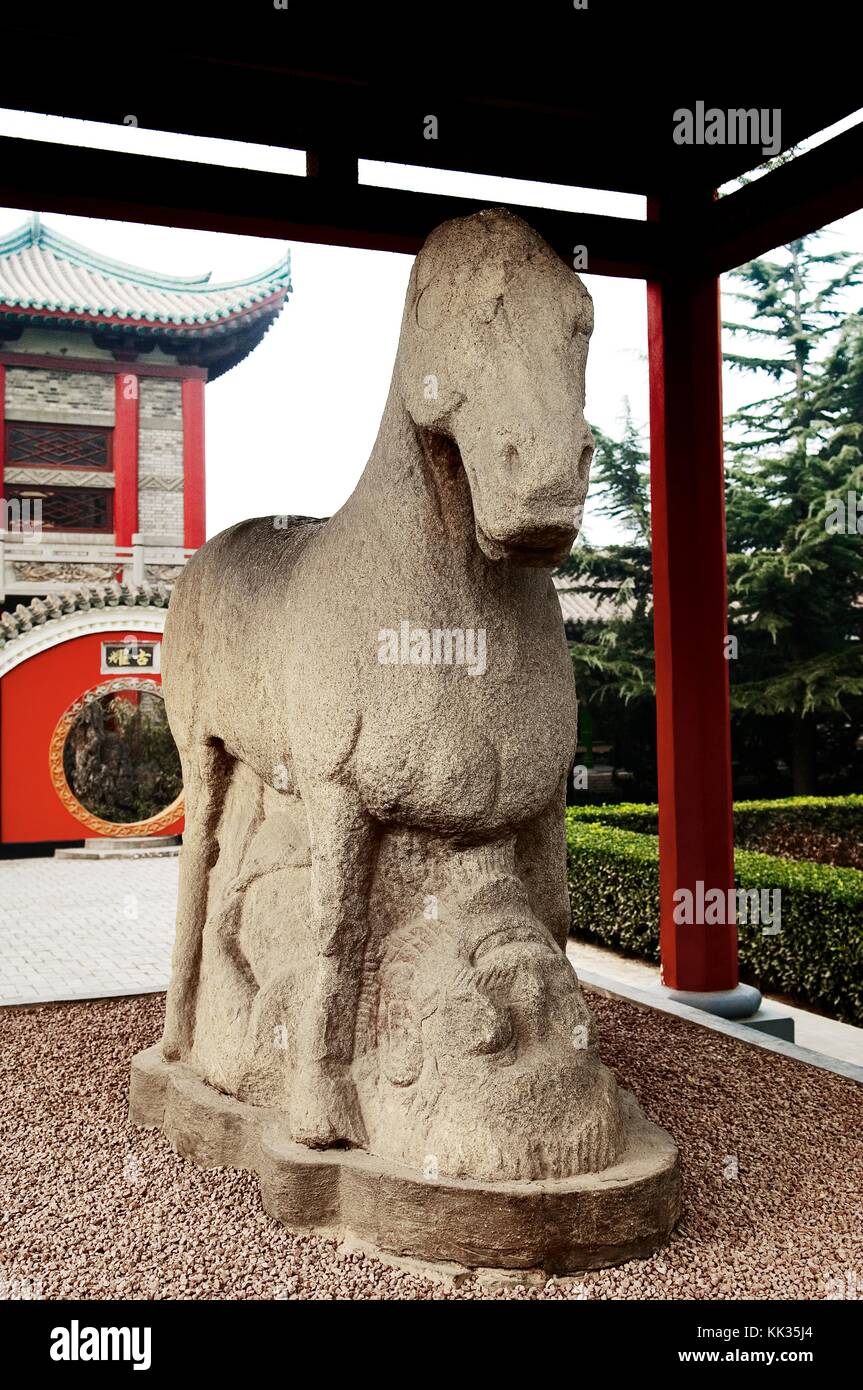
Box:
0;855;177;1005
567;938;863;1069
1;855;861;1071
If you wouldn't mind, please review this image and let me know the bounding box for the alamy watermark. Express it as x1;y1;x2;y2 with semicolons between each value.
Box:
673;880;782;935
824;1270;860;1300
673;103;781;158
1;496;43;535
0;1263;43;1300
50;1322;151;1371
825;490;863;534
378;619;487;677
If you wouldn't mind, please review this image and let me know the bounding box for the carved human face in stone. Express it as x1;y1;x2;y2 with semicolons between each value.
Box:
401;208;595;567
359;894;623;1182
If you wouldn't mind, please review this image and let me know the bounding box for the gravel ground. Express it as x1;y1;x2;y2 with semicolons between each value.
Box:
1;991;860;1301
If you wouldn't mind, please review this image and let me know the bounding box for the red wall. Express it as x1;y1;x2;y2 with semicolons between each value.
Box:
0;629;184;843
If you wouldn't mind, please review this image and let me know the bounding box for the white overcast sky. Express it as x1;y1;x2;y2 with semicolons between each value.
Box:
1;107;862;545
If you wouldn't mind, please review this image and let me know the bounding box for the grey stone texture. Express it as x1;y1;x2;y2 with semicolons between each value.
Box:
138;378;184;538
130;1044;681;1274
136;208;680;1269
5;366;114;423
4;361;186;547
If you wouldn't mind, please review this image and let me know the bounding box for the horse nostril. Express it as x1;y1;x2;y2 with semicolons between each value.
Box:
503;443;520;475
578;442;594;482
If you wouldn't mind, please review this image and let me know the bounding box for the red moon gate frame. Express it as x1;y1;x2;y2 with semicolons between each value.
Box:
0;592;184;844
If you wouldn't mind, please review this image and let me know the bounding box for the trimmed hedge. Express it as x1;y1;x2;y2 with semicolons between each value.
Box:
569;802;661;834
568;794;863;846
565;814;863;1025
733;795;863;843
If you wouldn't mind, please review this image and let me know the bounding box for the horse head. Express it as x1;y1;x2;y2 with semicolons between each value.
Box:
397;207;595;566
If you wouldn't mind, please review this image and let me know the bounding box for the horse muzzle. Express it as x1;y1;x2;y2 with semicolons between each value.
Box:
476;516;579;566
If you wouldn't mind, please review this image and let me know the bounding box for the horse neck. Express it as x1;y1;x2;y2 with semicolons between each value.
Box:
353;392;481;567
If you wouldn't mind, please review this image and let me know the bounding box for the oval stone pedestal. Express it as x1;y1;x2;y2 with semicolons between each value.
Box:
129;1045;681;1276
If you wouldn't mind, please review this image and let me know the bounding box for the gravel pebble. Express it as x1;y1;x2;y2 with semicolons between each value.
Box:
1;991;860;1301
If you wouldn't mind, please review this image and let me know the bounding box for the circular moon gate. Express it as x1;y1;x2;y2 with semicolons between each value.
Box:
48;677;184;837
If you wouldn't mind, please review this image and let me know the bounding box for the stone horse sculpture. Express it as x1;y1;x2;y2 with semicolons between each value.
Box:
131;209;680;1273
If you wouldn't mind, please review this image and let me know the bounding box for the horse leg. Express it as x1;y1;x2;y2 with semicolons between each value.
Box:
161;738;231;1061
515;775;572;952
209;773;266;999
288;781;376;1149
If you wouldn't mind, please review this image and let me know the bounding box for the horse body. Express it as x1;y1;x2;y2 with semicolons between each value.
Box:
161;209;595;1149
164;415;576;841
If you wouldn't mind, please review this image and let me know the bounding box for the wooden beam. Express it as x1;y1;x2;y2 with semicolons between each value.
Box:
705;123;863;272
0;135;662;277
0;353;207;380
0;27;859;200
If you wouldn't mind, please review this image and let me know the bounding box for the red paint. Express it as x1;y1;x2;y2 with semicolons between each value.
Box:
0;353;206;380
647;261;738;993
0;361;5;494
5;420;113;472
0;631;183;843
182;376;206;547
113;372;139;548
0;289;284;335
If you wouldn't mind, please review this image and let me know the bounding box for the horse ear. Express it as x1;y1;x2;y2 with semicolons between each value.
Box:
380;997;423;1087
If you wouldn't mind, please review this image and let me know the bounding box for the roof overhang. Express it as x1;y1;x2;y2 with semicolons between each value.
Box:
0;293;287;379
0;211;292;377
0;25;860;280
0;604;168;677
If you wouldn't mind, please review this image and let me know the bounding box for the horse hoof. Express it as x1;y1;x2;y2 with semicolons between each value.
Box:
289;1071;368;1151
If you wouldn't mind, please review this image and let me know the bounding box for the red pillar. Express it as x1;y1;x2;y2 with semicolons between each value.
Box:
182;376;206;549
0;362;6;495
647;238;738;994
113;371;139;548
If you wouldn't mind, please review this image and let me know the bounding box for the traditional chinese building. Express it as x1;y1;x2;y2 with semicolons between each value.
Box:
0;214;291;845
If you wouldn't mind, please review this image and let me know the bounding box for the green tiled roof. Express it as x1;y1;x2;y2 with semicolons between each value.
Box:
0;581;171;650
0;214;292;329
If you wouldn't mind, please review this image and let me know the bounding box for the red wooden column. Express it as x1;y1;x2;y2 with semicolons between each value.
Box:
182;376;206;549
646;211;739;999
113;371;139;548
0;362;6;498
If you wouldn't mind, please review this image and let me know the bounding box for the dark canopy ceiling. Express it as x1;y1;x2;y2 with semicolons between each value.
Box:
0;13;860;278
0;16;857;196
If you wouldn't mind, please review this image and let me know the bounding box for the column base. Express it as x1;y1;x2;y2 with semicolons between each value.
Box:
658;982;762;1019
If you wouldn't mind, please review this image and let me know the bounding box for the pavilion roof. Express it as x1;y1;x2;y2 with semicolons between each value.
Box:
553;577;638;627
0;215;292;377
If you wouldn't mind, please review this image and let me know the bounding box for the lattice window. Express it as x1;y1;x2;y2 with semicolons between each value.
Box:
6;422;112;471
4;486;114;533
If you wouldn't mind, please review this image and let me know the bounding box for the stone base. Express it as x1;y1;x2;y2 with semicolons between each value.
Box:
129;1045;682;1275
740;1006;796;1043
55;836;180;861
659;982;763;1019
